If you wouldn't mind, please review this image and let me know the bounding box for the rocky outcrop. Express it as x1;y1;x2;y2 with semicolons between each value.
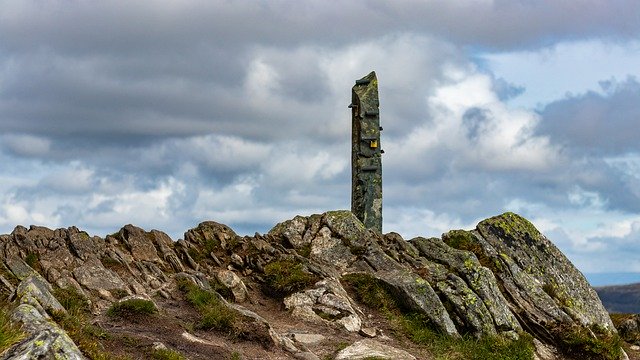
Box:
0;211;625;360
2;261;85;360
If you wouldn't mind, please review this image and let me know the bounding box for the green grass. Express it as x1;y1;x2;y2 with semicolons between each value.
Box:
54;287;91;316
342;273;535;360
24;252;42;273
151;347;186;360
559;325;623;360
0;304;25;353
178;279;237;333
106;298;157;318
400;313;534;360
263;259;317;297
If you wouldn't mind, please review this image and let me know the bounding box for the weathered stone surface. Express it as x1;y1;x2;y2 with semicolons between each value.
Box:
5;271;85;359
290;333;326;345
284;278;362;332
351;71;383;233
0;210;624;359
5;255;37;281
216;269;248;303
335;339;416;360
72;258;128;293
412;234;521;337
119;225;161;263
4;304;86;360
372;269;458;336
16;273;65;315
436;213;616;345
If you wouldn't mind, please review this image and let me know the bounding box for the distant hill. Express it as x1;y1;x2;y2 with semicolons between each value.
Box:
596;283;640;313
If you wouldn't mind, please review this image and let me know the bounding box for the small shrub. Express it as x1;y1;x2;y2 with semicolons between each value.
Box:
230;351;242;360
341;273;397;312
180;281;237;333
263;259;317;296
107;298;157;318
152;347;186;360
0;304;24;353
560;325;622;360
24;252;42;272
54;287;91;316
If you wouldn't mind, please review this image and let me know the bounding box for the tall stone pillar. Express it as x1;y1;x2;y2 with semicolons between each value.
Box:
350;71;382;232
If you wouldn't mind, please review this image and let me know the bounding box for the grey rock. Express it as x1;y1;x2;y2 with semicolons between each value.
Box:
5;255;37;281
72;258;127;293
215;269;248;303
15;273;65;316
3;304;86;360
335;339;415;360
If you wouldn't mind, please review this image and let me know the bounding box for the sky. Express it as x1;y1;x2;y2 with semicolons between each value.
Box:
1;0;640;283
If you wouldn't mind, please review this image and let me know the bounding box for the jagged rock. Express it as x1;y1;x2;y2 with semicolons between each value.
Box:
0;210;625;359
370;269;458;336
215;269;248;302
4;269;85;359
72;258;128;296
16;273;65;316
5;255;38;281
118;225;162;263
334;339;416;360
284;278;362;332
412;235;521;337
440;213;615;344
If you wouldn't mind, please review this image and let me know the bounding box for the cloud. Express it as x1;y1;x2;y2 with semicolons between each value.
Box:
1;134;51;157
1;0;640;279
538;77;640;154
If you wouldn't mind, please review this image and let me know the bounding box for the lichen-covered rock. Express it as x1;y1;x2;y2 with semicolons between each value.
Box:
412;234;521;337
16;273;65;316
4;269;85;359
0;210;624;359
4;304;86;360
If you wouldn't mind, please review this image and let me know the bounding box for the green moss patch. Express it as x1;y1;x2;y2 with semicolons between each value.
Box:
480;212;542;242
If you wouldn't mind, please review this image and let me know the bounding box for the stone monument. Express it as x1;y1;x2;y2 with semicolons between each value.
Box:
350;71;383;232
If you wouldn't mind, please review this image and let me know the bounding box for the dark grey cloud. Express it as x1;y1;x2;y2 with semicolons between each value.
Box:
538;77;640;154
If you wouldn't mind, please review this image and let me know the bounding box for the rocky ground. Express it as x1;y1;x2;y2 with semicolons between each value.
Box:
0;211;636;359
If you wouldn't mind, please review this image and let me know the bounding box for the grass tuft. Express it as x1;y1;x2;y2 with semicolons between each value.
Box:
178;280;237;333
0;304;25;353
151;347;186;360
54;287;91;316
106;298;157;318
559;325;622;360
263;259;317;297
